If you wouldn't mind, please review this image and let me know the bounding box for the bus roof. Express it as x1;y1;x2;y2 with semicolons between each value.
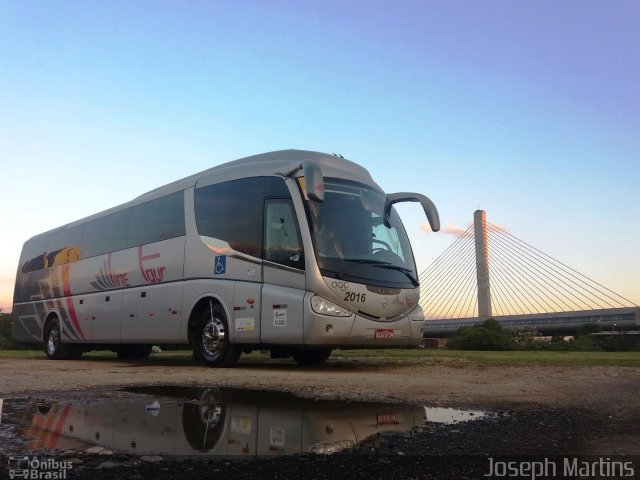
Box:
136;149;376;200
24;149;379;242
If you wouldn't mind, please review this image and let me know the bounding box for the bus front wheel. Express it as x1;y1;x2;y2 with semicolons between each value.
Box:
193;303;241;367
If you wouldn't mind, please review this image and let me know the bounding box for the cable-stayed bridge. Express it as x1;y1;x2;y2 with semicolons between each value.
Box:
420;210;639;337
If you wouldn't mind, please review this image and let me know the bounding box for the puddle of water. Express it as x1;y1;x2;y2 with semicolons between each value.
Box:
424;407;485;424
0;387;487;458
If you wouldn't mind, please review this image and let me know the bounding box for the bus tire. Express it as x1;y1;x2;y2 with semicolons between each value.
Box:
182;388;227;451
193;303;241;367
291;348;332;366
43;317;74;360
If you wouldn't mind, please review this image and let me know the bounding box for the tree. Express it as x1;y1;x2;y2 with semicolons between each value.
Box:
0;310;16;349
0;310;36;350
512;326;540;350
447;318;515;351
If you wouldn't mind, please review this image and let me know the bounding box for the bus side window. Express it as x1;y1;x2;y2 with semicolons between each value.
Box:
47;224;86;266
195;178;264;258
127;191;185;248
264;199;304;270
21;236;50;273
82;208;131;258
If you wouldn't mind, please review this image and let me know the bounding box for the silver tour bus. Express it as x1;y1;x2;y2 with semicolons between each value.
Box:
12;150;440;366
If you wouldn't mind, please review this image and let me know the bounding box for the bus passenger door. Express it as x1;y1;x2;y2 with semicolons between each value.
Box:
260;199;306;344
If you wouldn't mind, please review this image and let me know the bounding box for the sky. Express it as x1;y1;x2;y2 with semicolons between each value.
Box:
0;0;638;312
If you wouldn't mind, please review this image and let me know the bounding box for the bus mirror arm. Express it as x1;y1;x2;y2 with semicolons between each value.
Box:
278;161;325;202
384;193;440;232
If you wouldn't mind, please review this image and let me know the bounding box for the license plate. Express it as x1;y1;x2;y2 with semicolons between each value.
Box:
376;413;398;425
375;329;394;339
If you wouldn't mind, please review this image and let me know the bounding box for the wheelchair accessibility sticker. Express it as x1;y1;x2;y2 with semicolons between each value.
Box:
214;255;226;275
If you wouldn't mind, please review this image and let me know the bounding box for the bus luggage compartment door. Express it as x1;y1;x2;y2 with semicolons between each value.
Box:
260;268;304;344
233;282;261;344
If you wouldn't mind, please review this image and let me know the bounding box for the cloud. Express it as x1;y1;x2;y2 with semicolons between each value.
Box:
420;223;469;236
422;220;511;236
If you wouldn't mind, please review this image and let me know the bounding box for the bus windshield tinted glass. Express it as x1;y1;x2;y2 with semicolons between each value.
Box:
306;179;417;288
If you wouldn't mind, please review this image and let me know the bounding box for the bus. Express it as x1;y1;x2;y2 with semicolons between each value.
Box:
12;150;440;367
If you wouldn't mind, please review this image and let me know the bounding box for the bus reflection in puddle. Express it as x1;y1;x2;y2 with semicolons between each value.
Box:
2;387;487;458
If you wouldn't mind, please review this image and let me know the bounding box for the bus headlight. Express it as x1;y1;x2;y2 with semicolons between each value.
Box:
310;295;352;317
409;305;425;321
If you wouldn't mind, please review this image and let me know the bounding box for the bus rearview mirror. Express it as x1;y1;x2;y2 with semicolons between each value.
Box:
279;161;325;202
384;193;440;232
302;161;324;202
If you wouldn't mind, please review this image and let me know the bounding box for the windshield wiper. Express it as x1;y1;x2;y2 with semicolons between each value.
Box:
342;258;390;265
337;259;419;287
335;258;389;279
371;264;419;287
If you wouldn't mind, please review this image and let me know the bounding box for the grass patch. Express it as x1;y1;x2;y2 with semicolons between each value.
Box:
0;348;638;367
0;349;47;359
334;349;640;367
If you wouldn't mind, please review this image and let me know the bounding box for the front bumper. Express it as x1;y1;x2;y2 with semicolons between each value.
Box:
303;294;424;347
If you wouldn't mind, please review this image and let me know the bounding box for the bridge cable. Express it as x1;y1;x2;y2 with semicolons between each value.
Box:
454;264;481;319
441;252;479;319
488;224;610;309
489;223;637;307
418;227;472;284
487;229;580;312
423;240;476;319
418;226;474;284
488;228;593;311
424;242;476;319
463;282;478;318
488;224;615;310
483;242;544;314
486;246;520;315
421;237;475;313
487;263;513;316
419;236;474;293
487;250;537;314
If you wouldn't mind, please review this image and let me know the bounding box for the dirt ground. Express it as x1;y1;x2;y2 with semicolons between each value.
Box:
2;355;640;479
1;355;639;413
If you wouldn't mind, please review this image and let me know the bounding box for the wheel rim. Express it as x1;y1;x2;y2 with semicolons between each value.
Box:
202;317;225;360
199;390;223;426
199;403;223;426
47;324;60;355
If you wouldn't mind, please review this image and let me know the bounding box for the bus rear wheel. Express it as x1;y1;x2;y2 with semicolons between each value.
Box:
291;348;332;366
44;317;74;360
193;303;241;367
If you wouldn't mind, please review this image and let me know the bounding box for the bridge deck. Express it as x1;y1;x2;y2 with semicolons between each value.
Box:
423;307;640;337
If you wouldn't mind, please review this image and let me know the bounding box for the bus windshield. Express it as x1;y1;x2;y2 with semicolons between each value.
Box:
305;179;418;289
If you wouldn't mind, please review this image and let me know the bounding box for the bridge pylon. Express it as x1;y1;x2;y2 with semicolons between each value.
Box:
474;210;492;318
419;209;637;323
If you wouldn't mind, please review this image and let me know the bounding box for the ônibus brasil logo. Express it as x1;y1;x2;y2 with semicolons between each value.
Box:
8;456;73;480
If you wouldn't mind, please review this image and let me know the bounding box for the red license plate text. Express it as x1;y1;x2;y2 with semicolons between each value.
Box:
375;329;394;339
